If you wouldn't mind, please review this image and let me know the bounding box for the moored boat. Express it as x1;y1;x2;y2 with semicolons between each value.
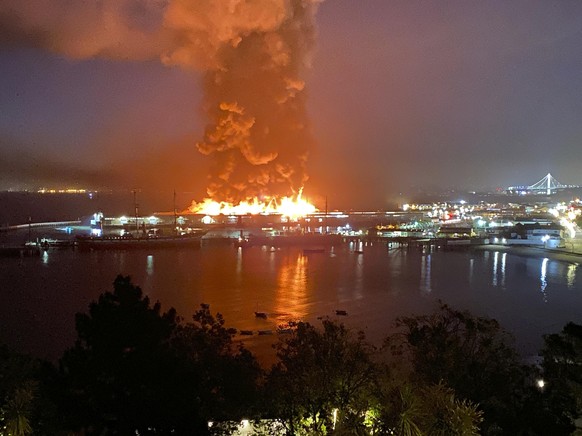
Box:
303;247;325;254
258;329;273;335
0;245;41;257
76;230;206;250
235;233;342;248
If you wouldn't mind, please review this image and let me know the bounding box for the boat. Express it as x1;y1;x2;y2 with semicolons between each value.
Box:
39;238;76;249
77;190;207;250
239;330;253;336
255;311;268;319
76;230;207;250
235;233;342;248
303;247;325;254
335;310;348;316
0;245;41;258
258;329;273;335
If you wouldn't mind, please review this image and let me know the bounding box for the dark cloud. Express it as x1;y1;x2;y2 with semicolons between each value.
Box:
0;0;169;60
0;9;48;49
0;136;120;189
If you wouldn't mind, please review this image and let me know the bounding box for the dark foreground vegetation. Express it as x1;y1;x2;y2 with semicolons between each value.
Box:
1;276;581;435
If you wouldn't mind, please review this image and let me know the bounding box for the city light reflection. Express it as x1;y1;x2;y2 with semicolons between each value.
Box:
420;254;432;293
354;252;364;299
492;251;499;287
501;252;507;288
146;255;154;276
540;258;549;302
567;263;577;289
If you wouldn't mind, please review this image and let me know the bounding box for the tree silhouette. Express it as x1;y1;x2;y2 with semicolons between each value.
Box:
385;303;559;435
372;382;482;436
170;305;261;434
539;322;582;434
0;343;58;435
58;275;261;434
265;320;378;435
59;275;181;433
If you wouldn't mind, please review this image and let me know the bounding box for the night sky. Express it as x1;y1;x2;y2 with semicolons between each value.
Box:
1;1;582;209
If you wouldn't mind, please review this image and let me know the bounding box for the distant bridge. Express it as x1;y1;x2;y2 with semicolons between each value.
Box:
508;173;579;195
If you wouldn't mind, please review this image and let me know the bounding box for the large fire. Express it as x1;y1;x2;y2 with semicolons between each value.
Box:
189;190;317;219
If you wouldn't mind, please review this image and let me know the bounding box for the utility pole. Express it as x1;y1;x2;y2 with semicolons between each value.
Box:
325;196;328;235
133;189;139;234
173;189;177;235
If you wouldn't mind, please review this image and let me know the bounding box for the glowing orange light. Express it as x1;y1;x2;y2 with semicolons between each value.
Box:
189;189;317;219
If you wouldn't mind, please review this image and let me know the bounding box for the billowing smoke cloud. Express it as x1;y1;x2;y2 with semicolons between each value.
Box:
1;0;321;203
0;0;170;60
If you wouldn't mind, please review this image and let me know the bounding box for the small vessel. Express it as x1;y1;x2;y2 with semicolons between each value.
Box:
38;238;75;249
76;231;207;250
258;330;273;335
77;191;207;250
303;247;325;254
0;245;41;258
335;310;348;316
277;321;298;334
235;234;342;248
239;330;253;336
255;311;268;319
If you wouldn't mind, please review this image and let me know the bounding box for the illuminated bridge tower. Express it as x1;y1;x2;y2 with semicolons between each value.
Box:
527;173;565;195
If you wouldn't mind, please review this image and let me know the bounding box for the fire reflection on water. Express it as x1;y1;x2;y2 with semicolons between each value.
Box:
236;246;243;278
420;254;431;293
274;252;309;323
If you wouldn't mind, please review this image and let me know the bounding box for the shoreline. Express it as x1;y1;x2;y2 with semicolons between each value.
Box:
472;244;582;265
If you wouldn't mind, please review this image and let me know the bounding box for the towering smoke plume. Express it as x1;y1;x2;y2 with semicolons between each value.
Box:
1;0;321;203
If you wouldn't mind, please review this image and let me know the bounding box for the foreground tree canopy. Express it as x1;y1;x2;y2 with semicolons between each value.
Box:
0;277;580;435
57;275;261;434
385;303;575;435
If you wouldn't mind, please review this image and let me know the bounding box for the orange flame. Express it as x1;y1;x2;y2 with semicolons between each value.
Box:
189;190;317;219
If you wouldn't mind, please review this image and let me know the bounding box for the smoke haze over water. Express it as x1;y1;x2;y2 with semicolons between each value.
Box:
1;0;322;203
